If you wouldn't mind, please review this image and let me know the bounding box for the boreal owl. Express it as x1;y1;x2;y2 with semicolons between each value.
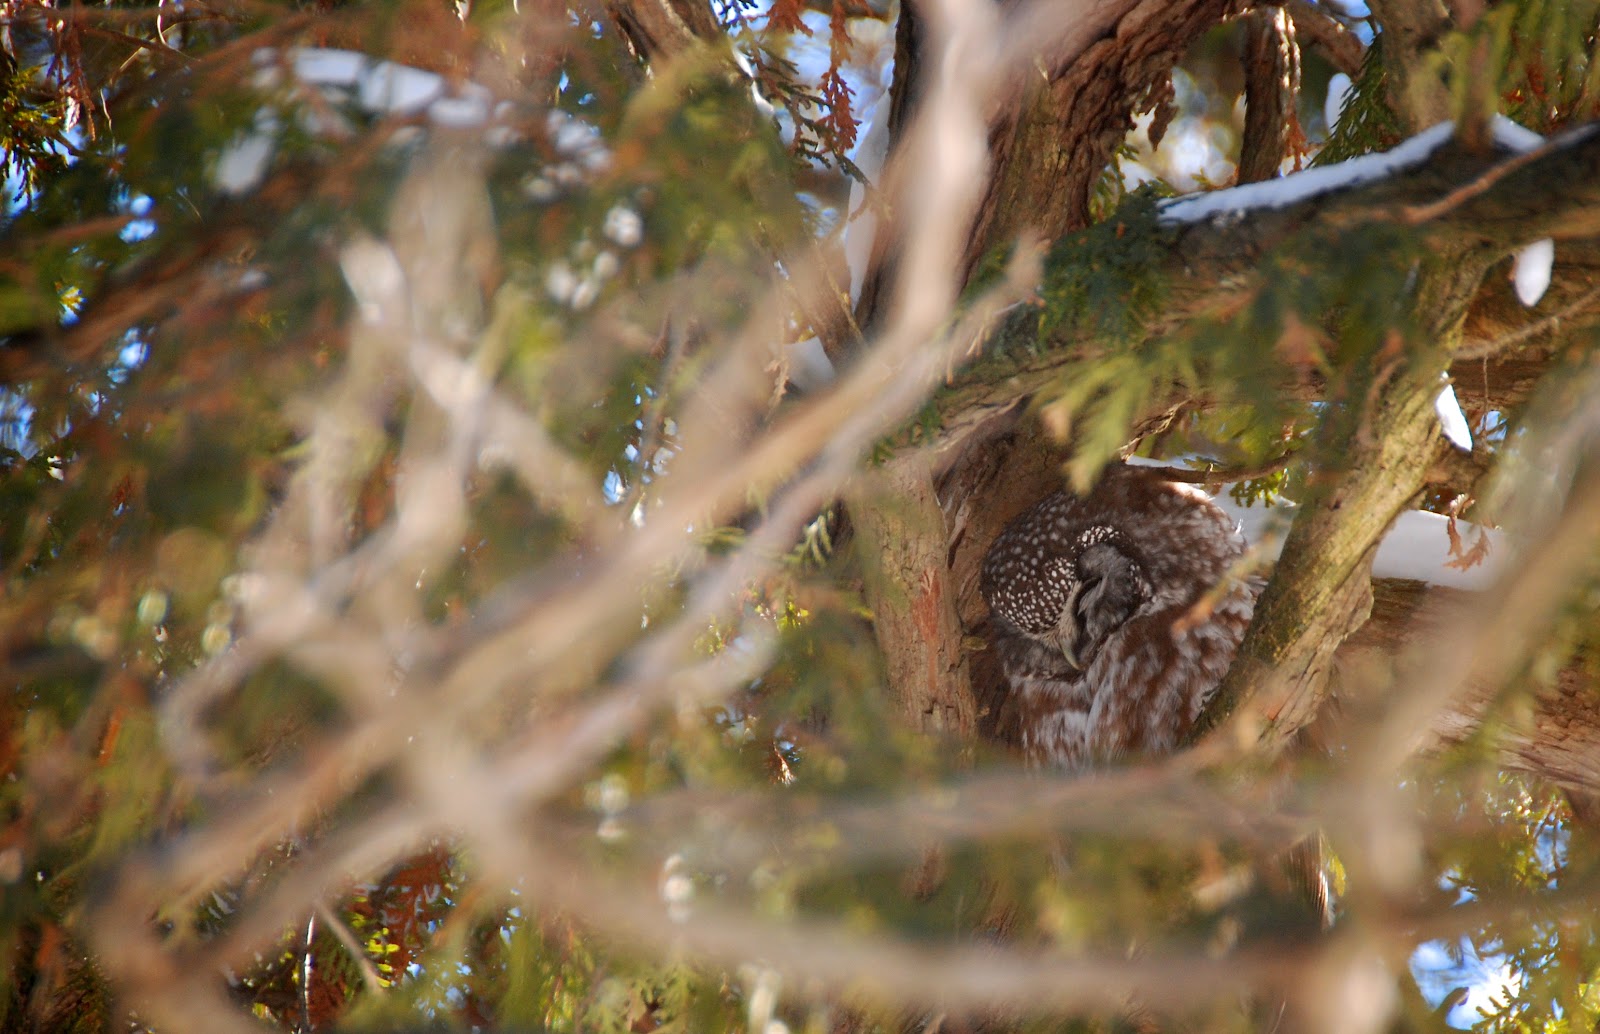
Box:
980;464;1259;768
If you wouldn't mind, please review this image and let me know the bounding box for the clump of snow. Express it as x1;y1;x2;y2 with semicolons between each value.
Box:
1512;238;1554;306
1489;117;1546;153
355;56;461;115
283;48;364;89
1433;382;1473;451
1231;497;1503;589
782;336;838;391
603;205;643;248
214;111;282;195
1161;122;1455;223
1323;72;1352;134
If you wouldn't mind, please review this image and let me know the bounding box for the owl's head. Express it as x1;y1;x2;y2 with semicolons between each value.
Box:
984;524;1149;670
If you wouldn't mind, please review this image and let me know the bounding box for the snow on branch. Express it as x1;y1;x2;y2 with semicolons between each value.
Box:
1161;116;1543;225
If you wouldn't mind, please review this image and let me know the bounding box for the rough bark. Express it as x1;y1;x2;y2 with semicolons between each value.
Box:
606;0;723;64
851;0;1249;350
1238;4;1300;185
1206;219;1500;745
1202;372;1446;746
850;453;980;742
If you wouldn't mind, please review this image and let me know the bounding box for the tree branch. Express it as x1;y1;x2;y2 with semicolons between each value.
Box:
910;125;1600;764
1285;0;1364;77
920;120;1600;469
1239;4;1300;185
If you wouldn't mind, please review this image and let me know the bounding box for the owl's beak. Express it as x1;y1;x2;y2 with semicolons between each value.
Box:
1053;632;1082;671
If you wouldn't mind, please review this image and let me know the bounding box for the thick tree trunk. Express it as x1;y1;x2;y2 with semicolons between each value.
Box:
850;453;980;741
957;0;1249;280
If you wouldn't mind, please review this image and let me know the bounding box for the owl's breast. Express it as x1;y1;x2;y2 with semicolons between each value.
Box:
1000;670;1098;768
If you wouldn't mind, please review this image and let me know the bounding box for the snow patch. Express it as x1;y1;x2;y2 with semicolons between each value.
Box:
1434;382;1473;451
1161;116;1544;224
1512;238;1554;307
286;47;366;89
214;111;281;196
1489;117;1546;153
1161;122;1454;223
1324;72;1352;134
782;336;838;391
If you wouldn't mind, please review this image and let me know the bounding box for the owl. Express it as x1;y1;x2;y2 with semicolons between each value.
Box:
980;464;1259;768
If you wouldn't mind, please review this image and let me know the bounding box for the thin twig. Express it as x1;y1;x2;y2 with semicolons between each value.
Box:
1456;282;1600;360
1138;454;1295;486
1398;132;1579;226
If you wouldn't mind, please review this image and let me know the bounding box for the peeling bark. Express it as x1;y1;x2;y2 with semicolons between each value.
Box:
959;0;1249;277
